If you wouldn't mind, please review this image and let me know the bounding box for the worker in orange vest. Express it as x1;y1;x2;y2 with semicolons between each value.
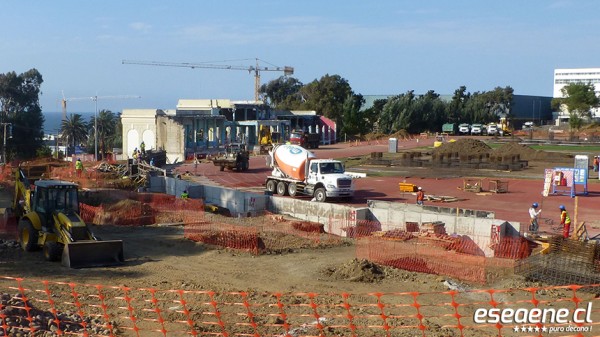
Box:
559;205;571;239
416;187;425;206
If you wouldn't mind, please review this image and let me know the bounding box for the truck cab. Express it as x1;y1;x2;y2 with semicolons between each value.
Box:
470;124;483;135
458;124;470;135
305;159;353;201
486;123;498;136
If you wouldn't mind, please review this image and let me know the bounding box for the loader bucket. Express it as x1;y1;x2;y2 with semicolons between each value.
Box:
62;240;124;268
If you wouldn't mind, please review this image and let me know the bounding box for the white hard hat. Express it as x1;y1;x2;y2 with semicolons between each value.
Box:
418;187;422;190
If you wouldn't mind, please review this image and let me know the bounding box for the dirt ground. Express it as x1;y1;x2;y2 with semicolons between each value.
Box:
0;136;599;336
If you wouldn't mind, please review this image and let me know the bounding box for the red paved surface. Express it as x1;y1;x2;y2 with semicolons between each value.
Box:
175;137;600;237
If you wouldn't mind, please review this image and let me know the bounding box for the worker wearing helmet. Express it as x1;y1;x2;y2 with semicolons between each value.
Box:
528;202;541;233
416;187;425;206
559;205;571;239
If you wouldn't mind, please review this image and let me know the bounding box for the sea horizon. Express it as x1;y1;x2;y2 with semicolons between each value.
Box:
43;111;96;134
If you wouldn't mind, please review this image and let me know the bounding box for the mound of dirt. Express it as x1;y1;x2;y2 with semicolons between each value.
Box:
322;258;386;283
492;142;538;160
433;139;491;156
492;142;571;162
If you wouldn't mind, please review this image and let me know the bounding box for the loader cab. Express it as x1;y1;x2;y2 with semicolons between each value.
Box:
33;181;80;228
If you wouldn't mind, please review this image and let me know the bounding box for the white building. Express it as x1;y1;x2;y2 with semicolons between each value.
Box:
553;68;600;123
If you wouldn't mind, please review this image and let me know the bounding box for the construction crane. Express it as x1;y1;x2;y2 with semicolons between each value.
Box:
59;92;141;160
122;58;294;101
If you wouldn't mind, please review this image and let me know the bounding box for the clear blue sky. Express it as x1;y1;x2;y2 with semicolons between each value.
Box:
2;0;599;115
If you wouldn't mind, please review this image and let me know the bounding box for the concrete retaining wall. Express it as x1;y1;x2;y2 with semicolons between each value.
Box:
366;200;521;257
149;176;268;217
148;177;520;256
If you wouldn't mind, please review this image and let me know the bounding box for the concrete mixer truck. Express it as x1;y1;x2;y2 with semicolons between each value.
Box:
265;144;354;202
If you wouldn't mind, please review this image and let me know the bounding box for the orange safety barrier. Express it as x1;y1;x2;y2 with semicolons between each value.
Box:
184;216;344;254
0;276;596;337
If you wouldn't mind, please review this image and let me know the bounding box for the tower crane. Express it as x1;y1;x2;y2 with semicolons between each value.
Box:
59;92;141;160
122;58;294;101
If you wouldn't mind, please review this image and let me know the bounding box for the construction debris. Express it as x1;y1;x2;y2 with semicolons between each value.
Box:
515;236;600;286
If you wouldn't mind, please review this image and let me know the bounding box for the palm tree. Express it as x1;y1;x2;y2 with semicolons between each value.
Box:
89;109;117;160
60;114;88;156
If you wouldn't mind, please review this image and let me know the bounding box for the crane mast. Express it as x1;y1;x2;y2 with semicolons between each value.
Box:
122;58;294;101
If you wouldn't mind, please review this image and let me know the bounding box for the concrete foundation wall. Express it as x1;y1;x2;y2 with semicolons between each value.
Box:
366;200;521;257
147;177;520;256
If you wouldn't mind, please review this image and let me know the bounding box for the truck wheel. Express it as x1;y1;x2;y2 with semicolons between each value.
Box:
314;188;327;202
277;182;288;196
266;180;276;193
288;183;297;197
220;165;225;171
43;241;63;262
18;219;39;252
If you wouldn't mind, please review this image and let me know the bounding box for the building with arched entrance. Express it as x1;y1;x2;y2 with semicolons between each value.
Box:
121;99;293;164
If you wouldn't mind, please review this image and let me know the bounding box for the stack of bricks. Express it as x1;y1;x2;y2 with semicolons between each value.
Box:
420;221;446;235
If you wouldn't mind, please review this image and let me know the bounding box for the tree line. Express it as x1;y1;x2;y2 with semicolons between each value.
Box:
0;68;121;162
1;68;598;161
260;75;515;137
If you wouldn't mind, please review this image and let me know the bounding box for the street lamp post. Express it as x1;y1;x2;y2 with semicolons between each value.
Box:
94;96;98;161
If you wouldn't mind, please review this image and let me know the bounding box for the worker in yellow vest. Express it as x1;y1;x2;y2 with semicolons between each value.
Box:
559;205;571;239
75;158;83;178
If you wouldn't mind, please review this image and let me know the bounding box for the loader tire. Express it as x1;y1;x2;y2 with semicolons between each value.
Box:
18;219;39;252
43;241;63;262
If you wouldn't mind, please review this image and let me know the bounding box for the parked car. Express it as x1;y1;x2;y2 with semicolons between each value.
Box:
522;121;534;130
470;124;483;135
458;123;470;135
487;123;498;136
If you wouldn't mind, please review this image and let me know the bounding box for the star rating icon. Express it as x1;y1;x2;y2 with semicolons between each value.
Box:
513;325;548;333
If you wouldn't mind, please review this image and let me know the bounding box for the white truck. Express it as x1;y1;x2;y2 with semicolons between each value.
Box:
265;144;354;202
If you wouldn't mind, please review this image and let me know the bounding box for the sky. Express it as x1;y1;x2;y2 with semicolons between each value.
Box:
2;0;599;117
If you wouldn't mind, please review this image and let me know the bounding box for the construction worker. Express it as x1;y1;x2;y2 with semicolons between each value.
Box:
528;202;541;232
140;141;146;156
559;205;571;239
181;190;189;199
75;158;83;178
416;187;425;206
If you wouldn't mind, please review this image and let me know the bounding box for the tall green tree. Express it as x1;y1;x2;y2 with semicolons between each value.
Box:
300;74;353;125
551;83;599;129
340;93;366;137
0;69;44;160
260;76;304;109
60;113;88;154
448;86;468;123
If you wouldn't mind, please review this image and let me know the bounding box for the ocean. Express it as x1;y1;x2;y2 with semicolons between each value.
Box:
43;111;96;134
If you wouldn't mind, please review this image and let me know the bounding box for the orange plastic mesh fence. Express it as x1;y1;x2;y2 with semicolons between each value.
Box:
0;276;597;337
184;217;344;254
184;221;260;254
79;193;204;226
356;236;488;284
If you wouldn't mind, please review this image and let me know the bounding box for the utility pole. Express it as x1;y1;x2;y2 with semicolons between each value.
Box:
1;123;11;165
62;94;140;161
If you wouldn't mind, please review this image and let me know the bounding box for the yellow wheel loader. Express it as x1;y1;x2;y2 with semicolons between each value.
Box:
13;168;124;268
